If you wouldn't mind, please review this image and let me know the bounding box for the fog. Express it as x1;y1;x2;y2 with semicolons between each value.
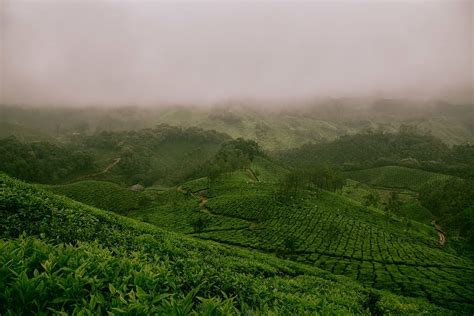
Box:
1;0;472;107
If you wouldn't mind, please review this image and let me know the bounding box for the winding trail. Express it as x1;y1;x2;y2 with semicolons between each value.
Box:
178;189;259;230
74;158;121;181
246;168;260;182
431;219;446;246
198;196;211;214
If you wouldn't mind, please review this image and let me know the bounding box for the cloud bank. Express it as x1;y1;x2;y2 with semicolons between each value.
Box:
1;1;472;106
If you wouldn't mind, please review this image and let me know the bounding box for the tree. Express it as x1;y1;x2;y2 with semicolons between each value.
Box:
384;192;401;223
387;192;401;213
307;164;344;192
283;236;297;254
278;170;304;201
363;192;380;207
191;217;208;233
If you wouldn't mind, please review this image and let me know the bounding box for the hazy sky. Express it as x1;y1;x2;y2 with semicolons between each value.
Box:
0;0;472;106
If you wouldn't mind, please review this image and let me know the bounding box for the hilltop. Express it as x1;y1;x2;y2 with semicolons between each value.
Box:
1;101;472;150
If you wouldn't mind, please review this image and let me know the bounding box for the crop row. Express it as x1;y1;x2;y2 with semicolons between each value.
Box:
198;192;473;308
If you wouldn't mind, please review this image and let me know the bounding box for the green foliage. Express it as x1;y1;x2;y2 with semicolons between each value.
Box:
44;180;146;214
420;178;474;218
0;174;454;314
209;138;263;176
131;186;251;234
218;138;262;161
306;164;345;192
278;132;451;170
191;217;209;233
363;192;380;207
84;125;230;186
0;136;94;183
345;166;452;191
419;178;474;252
150;176;474;313
276;164;344;201
277;170;304;200
3;103;472;149
385;192;402;214
341;180;433;225
283;236;298;254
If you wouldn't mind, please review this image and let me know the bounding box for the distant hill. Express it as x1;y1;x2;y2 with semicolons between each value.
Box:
275;131;474;181
1;102;472;149
0;121;55;142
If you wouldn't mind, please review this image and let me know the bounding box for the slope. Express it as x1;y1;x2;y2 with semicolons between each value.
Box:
43;180;149;214
344;166;453;191
129;167;474;313
0;174;451;314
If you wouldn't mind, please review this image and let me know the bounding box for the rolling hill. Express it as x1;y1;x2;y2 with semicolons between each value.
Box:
43;180;148;214
1;103;473;150
125;166;474;313
0;173;453;314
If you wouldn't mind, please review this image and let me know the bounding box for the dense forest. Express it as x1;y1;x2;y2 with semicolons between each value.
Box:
277;131;474;179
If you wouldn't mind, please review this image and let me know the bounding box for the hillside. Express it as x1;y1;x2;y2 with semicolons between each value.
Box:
341;179;434;224
0;173;453;314
127;167;474;313
343;167;474;254
0;125;230;186
43;180;150;214
1;103;472;150
344;166;453;191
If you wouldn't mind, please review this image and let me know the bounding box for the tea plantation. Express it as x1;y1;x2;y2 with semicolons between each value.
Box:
130;169;474;314
0;174;455;314
44;180;146;214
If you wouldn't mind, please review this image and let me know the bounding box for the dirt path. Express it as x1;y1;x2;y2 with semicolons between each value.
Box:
74;158;121;181
102;158;121;173
178;188;257;229
431;219;446;246
246;168;260;182
198;196;211;214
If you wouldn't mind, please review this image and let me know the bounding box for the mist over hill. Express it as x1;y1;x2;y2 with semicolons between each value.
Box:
1;98;472;149
1;1;473;314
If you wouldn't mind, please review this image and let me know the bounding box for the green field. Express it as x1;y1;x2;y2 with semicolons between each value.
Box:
1;119;473;314
43;180;147;214
1;174;455;315
341;179;435;224
124;168;474;313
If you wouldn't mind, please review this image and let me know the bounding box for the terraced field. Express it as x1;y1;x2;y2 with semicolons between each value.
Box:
198;185;474;312
130;169;474;313
44;180;145;214
31;163;474;313
5;173;457;314
129;185;251;234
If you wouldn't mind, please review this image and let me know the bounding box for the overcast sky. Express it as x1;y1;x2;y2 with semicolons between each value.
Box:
0;0;472;106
